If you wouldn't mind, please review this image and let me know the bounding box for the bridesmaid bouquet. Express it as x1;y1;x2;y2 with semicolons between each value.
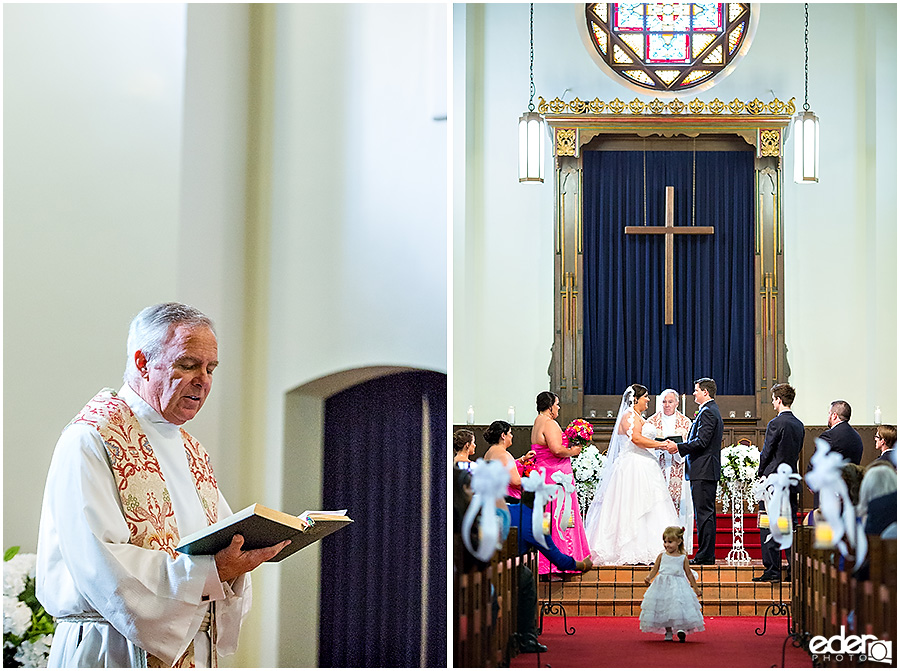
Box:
563;418;594;448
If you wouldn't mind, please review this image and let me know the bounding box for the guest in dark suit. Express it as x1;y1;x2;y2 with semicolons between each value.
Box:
753;383;805;582
678;377;724;565
874;424;897;467
820;400;864;464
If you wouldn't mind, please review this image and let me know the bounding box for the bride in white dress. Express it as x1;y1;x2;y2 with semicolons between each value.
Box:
584;384;680;565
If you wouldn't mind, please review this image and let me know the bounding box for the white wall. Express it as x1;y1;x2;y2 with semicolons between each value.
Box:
3;2;191;548
453;3;897;427
250;4;448;666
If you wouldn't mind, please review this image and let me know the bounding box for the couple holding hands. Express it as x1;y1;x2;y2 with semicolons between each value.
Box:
583;378;724;566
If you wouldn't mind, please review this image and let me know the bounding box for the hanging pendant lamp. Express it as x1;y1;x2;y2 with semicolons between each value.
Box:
518;4;544;183
793;3;819;184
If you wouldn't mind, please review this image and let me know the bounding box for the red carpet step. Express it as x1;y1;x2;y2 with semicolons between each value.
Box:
512;616;812;668
541;562;792;616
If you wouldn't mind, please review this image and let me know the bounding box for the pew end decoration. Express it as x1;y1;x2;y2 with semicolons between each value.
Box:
805;438;867;570
753;463;802;550
3;547;55;668
461;459;510;563
718;443;761;565
521;468;562;549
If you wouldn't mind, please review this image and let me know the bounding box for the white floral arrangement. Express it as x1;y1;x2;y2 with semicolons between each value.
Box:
4;547;54;668
717;443;761;512
570;444;606;517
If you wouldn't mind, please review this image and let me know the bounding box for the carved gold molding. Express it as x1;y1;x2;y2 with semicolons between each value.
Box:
539;96;795;117
758;129;782;157
555;128;577;157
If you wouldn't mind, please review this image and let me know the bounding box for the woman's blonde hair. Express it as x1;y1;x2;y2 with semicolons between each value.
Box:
662;526;686;554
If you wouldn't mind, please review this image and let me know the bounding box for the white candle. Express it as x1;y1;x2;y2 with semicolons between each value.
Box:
682;393;686;415
508;406;516;425
466;405;474;425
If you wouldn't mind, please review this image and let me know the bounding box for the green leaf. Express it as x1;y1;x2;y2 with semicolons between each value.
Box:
4;546;20;562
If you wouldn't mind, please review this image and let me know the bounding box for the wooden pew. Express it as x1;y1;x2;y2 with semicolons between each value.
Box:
792;527;896;666
453;527;539;667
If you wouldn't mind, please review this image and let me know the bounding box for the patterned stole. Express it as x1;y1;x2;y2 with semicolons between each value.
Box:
71;388;220;668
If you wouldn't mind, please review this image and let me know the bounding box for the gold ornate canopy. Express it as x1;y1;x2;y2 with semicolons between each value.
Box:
543;95;792;427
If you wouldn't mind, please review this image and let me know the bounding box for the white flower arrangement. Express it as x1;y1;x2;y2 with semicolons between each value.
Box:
3;547;55;668
717;443;761;512
570;444;606;517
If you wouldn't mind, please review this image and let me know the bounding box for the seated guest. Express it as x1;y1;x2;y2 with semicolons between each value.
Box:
805;463;864;526
453;428;476;470
483;420;535;502
858;461;898;535
852;461;897;580
874;424;897;467
507;497;592;654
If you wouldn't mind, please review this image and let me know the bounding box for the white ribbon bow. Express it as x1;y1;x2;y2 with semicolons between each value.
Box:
805;438;865;568
756;463;801;550
550;470;575;535
461;459;509;562
521;467;560;549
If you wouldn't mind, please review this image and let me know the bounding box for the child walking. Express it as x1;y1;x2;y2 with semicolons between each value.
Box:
640;526;704;642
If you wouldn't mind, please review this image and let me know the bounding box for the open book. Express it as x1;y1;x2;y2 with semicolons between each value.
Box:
175;504;353;562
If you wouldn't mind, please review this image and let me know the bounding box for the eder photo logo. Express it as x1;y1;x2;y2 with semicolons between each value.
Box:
809;626;893;664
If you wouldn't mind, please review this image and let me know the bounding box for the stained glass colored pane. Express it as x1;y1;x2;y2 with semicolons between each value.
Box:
681;69;713;85
615;3;645;30
645;3;692;32
692;33;716;57
703;45;723;64
620;33;645;58
623;69;654;85
613;44;635;64
692;3;721;31
654;69;681;85
728;3;744;21
647;33;689;63
728;23;745;54
592;23;609;55
595;2;608;22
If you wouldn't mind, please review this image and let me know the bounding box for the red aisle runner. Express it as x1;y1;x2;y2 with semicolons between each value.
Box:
511;616;812;668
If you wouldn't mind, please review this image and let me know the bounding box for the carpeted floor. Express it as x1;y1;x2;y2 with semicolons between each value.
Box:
510;616;813;668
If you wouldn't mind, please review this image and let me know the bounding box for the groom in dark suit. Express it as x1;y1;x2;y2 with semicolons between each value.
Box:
679;377;724;565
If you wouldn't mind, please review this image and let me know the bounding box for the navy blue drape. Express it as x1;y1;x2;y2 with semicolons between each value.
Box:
583;150;754;396
319;371;447;667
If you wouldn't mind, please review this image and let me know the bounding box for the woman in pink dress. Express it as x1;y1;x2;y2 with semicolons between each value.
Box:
530;391;592;576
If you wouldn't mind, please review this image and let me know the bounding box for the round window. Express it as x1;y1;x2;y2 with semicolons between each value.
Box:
581;3;757;95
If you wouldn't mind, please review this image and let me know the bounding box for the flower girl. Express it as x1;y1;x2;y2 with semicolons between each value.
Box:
640;526;704;642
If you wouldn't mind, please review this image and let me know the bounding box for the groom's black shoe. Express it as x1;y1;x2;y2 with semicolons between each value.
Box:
751;572;780;582
690;558;715;566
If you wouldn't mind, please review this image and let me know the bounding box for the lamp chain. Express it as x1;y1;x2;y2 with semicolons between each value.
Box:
803;3;810;112
528;3;535;112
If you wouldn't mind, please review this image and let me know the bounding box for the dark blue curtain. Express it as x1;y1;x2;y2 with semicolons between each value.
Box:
318;370;447;667
583;150;754;396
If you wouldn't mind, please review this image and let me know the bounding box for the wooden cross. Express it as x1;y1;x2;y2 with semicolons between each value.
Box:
624;186;714;325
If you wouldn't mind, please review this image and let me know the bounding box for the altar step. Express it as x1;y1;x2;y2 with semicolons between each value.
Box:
704;513;764;560
540;562;792;617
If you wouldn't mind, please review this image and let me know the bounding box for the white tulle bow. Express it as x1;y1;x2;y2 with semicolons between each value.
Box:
522;467;560;549
550;470;575;535
462;459;509;562
755;463;801;550
805;438;865;568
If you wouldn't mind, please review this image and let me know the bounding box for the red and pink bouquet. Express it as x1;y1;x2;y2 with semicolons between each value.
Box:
563;418;594;448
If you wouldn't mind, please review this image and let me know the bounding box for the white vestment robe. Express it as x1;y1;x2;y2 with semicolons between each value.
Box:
36;385;250;667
